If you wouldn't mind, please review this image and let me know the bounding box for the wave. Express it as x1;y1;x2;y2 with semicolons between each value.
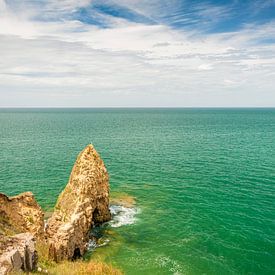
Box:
108;204;140;228
87;238;110;251
87;204;140;252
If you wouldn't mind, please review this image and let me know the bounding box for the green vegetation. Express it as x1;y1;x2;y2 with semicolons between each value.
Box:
26;216;35;224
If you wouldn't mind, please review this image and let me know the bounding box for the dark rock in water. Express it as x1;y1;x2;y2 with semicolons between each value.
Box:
46;144;111;262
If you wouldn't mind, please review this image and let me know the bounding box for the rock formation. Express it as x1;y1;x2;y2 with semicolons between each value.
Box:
0;192;43;274
0;192;44;238
46;144;111;262
0;233;37;275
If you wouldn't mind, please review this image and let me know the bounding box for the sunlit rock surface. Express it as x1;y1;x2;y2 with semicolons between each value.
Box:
0;192;44;238
0;233;37;275
46;144;111;262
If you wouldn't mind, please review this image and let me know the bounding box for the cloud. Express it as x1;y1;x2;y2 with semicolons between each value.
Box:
0;0;275;107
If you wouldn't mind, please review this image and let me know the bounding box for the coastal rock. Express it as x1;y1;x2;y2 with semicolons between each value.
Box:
0;233;37;275
46;144;111;262
0;192;44;238
0;192;42;273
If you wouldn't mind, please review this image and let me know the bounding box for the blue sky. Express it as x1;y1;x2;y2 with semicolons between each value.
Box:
0;0;275;107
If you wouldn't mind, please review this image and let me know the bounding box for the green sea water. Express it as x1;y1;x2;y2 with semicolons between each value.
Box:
0;108;274;275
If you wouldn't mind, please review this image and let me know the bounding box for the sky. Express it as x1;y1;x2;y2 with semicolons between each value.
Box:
0;0;275;107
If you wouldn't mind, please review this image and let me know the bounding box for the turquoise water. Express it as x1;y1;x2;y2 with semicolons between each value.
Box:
0;108;274;274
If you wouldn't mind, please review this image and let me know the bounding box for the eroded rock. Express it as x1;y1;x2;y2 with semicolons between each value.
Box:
46;144;111;262
0;192;44;238
0;192;42;274
0;233;37;275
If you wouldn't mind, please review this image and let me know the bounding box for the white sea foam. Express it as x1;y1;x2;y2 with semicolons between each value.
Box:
87;239;97;250
108;205;140;228
87;238;110;251
155;255;183;275
87;204;139;252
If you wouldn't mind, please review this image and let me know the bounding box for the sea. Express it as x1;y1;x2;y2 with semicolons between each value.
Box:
0;108;274;275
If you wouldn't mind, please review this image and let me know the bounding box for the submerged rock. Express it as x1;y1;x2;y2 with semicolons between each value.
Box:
46;144;111;262
110;193;136;208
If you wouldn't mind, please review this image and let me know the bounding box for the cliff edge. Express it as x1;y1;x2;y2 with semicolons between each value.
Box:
0;192;44;238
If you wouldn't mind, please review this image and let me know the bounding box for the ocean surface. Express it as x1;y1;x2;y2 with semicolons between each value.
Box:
0;108;274;275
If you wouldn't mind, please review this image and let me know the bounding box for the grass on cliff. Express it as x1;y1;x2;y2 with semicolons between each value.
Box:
40;261;122;275
35;241;123;275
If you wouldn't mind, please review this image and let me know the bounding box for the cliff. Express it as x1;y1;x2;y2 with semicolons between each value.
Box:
0;192;44;238
0;233;37;275
46;144;111;262
0;144;111;273
0;192;43;274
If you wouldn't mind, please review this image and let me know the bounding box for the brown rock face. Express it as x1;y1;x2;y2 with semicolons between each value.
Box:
0;192;43;274
0;233;37;275
46;144;111;262
0;192;44;238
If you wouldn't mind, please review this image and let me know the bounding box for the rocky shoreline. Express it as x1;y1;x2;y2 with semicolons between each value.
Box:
0;145;112;274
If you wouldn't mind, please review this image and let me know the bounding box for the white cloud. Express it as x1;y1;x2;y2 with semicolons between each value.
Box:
45;0;91;12
198;64;213;71
0;0;274;107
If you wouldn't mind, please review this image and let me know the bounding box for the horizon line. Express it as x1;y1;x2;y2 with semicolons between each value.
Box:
0;106;274;109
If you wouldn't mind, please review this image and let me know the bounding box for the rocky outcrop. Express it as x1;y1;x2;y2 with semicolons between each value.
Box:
0;192;44;238
0;192;43;274
0;233;37;275
46;144;111;262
